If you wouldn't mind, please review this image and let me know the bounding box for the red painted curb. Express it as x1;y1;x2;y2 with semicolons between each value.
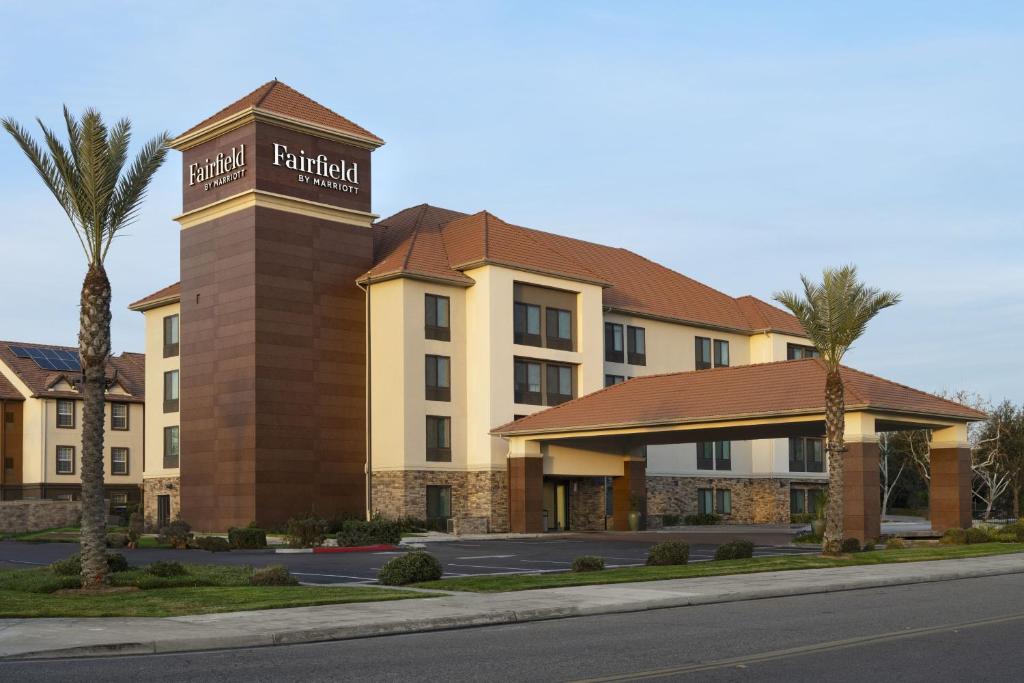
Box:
312;544;401;554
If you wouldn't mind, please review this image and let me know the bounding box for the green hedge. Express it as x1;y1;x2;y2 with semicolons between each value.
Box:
571;555;605;572
337;518;402;547
378;551;442;585
683;513;721;526
228;527;268;549
51;553;129;576
646;541;689;566
714;540;754;561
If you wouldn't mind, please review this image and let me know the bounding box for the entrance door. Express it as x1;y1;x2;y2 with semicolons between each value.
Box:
157;494;170;529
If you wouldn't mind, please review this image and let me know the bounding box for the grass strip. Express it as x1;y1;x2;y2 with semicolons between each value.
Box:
415;543;1024;592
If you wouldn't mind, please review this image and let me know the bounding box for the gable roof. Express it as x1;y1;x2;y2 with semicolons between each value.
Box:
493;358;986;436
362;204;806;335
0;342;145;402
129;282;181;312
176;80;383;145
0;370;22;401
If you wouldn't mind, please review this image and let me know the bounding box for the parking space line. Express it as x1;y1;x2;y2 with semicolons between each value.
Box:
448;563;548;572
292;572;378;581
455;555;516;560
520;559;571;565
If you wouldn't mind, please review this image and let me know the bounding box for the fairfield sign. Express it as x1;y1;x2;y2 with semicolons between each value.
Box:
188;144;246;191
273;143;361;194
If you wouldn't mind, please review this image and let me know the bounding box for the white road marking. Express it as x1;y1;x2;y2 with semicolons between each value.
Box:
292;572;377;581
520;559;571;565
455;554;516;560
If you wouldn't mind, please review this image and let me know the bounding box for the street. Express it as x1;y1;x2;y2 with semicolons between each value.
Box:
4;573;1024;680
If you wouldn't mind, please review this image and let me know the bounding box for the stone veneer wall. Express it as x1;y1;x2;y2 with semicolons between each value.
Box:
143;476;181;531
647;475;823;524
372;470;509;533
0;499;82;534
570;477;607;531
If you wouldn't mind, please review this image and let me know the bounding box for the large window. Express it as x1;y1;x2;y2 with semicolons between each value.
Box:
111;447;129;476
426;415;452;462
110;402;128;431
546;364;573;406
698;488;732;515
696;441;731;471
163;426;180;469
513;302;542;346
791;487;822;515
787;343;819;360
56;445;75;475
163;314;180;358
627;326;646;366
546;308;573;351
56;399;75;429
789;437;825;473
425;355;451;402
514;359;542;405
425;294;451;341
426;485;452;525
695;337;712;370
605;323;624;362
714;339;730;367
163;370;179;413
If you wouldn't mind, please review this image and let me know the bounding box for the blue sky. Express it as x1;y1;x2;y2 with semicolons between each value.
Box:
1;1;1021;402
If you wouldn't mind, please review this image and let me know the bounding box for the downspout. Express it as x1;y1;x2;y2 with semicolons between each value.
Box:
358;280;372;521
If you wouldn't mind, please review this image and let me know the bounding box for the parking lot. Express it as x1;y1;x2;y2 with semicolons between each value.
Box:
0;532;819;585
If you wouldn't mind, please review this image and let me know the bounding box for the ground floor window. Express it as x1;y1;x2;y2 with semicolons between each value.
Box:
791;487;822;515
110;492;128;514
426;485;452;529
698;488;731;515
157;494;171;529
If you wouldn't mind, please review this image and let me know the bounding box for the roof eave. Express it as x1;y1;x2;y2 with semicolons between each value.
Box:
128;294;181;312
454;258;612;288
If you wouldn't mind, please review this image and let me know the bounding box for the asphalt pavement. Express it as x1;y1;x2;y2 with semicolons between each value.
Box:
4;572;1024;681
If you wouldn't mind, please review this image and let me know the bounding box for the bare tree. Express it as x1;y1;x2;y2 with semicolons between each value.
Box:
879;431;908;517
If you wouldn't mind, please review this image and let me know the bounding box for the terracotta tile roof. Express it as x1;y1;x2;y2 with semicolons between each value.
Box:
0;342;145;402
178;80;383;144
0;371;22;401
362;204;806;335
129;282;181;311
493;358;986;436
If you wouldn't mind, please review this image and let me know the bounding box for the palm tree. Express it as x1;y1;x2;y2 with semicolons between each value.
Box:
3;108;167;587
774;265;900;554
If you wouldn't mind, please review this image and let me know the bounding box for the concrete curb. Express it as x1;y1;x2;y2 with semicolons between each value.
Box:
6;557;1024;661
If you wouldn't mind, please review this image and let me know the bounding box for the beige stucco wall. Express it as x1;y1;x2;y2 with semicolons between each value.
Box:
141;303;181;479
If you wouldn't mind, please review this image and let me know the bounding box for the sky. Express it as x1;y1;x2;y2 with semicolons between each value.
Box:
0;1;1021;403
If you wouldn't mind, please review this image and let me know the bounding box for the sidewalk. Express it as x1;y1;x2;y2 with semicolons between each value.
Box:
3;553;1024;660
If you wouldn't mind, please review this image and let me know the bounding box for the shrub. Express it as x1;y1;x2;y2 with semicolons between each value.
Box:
646;541;690;566
159;519;192;549
127;511;144;545
194;536;231;552
840;538;861;553
862;541;876;552
106;532;128;548
683;513;721;526
393;516;427;534
250;564;298;586
377;551;443;585
228;527;268;549
661;513;682;527
940;528;968;545
571;555;605;572
999;522;1024;542
793;532;822;545
885;537;907;550
965;527;992;544
337;517;402;547
51;553;129;576
146;560;187;577
285;513;328;548
991;530;1019;543
714;540;754;561
790;513;814;524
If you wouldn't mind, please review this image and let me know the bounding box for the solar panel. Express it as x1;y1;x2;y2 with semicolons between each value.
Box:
10;345;81;372
7;345;30;358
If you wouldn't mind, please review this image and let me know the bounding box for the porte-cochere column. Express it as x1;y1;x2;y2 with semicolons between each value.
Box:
929;424;972;533
843;413;881;544
507;437;543;533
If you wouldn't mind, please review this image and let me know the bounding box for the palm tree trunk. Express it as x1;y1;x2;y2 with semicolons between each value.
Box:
823;369;846;554
79;263;112;588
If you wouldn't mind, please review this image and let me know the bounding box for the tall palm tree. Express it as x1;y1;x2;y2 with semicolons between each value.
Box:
775;265;900;554
3;108;167;587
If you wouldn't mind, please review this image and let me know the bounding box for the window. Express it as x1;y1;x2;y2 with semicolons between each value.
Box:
425;355;451;401
56;399;74;428
110;402;128;430
699;488;732;515
426;415;451;462
426;485;452;523
695;337;712;370
787;343;819;360
111;447;129;476
627;326;646;365
545;308;573;350
163;314;180;357
514;359;543;405
791;488;822;515
714;340;730;367
110;492;128;512
164;370;179;413
605;323;624;362
696;441;731;471
789;437;825;473
546;364;573;406
163;426;179;468
56;446;74;475
157;495;171;529
513;302;542;346
605;374;627;387
425;294;451;341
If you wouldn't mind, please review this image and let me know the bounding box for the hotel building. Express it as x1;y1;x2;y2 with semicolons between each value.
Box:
126;81;980;540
